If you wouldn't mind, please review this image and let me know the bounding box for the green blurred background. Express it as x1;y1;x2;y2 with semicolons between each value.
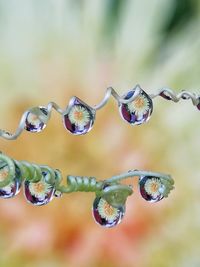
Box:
0;0;200;266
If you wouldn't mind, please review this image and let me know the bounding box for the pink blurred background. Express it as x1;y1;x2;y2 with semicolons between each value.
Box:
0;1;200;266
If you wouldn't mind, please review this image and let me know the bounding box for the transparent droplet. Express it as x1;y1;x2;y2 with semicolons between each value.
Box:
119;88;153;125
92;197;125;228
53;171;62;197
54;190;62;198
139;176;164;203
63;97;95;135
196;98;200;110
24;172;55;206
181;93;190;100
0;164;21;199
25;107;49;133
159;91;172;100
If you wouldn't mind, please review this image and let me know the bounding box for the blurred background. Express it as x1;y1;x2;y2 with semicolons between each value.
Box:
0;0;200;266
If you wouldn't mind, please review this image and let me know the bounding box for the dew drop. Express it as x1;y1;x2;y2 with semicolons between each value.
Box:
92;197;125;228
196;98;200;111
139;176;164;203
24;172;55;206
0;164;21;199
54;190;62;198
119;88;153;125
63;97;95;135
25;107;49;133
159;91;172;100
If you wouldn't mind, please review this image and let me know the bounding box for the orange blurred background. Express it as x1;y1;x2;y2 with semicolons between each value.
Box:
0;1;200;266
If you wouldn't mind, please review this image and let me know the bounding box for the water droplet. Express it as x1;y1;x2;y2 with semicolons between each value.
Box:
159;91;172;100
25;107;49;133
196;98;200;110
119;88;153;125
92;197;125;228
181;93;189;100
139;176;164;203
63;97;95;135
0;164;21;198
54;190;62;198
24;172;55;206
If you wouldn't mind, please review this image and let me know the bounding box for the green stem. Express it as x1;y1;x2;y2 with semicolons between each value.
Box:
106;170;173;184
56;175;103;194
0;151;174;208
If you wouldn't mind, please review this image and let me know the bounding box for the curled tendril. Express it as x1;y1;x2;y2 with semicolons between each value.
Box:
150;88;199;105
1;84;199;140
0;152;174;209
57;175;103;193
99;184;133;208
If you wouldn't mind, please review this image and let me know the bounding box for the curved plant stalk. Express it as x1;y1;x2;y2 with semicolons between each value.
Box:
0;84;199;140
0;152;175;209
